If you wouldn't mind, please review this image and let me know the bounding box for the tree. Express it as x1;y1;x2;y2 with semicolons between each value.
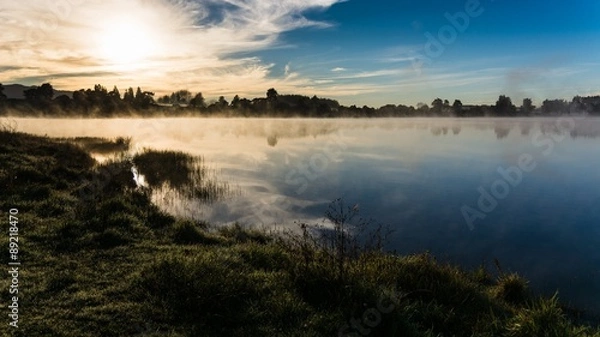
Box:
132;87;154;109
157;95;170;104
416;102;429;114
71;89;90;115
135;87;143;103
521;98;534;115
452;99;463;116
54;95;72;112
218;96;228;109
123;87;135;104
38;83;54;101
266;88;278;102
109;86;121;100
23;87;38;101
230;95;240;109
189;92;205;109
495;95;516;116
23;83;54;107
431;98;444;114
169;90;192;105
0;83;6;101
541;99;568;115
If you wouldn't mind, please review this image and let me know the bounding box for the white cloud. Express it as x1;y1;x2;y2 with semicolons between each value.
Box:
331;67;347;72
0;0;346;98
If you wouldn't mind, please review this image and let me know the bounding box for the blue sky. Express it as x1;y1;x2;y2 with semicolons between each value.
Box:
1;0;599;106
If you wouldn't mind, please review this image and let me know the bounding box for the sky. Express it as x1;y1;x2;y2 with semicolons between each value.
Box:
1;0;599;106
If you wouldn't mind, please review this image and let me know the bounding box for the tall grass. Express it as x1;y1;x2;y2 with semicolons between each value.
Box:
64;136;131;154
133;149;235;203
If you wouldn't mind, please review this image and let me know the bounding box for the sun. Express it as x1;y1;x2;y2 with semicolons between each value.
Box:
97;16;158;68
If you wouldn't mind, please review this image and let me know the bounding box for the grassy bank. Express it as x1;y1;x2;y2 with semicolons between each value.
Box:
1;129;599;337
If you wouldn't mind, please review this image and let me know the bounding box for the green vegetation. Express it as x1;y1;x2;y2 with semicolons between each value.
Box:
132;149;234;203
1;129;599;336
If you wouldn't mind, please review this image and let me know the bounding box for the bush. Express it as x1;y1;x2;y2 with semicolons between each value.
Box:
495;273;529;304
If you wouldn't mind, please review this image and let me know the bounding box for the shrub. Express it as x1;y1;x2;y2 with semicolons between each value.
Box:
495;273;529;304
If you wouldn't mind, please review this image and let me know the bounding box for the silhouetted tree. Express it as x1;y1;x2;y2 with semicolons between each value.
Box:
266;88;278;101
13;81;600;119
169;90;192;105
431;98;443;114
109;86;121;100
70;89;89;115
123;88;135;105
133;87;154;109
495;95;516;116
23;83;54;110
417;102;429;114
157;95;170;104
53;95;72;112
230;95;240;109
541;99;568;115
189;92;205;109
135;87;143;104
521;98;534;115
452;99;463;116
238;98;252;113
218;96;228;110
38;83;54;101
0;83;6;101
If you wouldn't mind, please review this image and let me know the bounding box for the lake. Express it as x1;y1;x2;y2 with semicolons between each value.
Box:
10;116;600;316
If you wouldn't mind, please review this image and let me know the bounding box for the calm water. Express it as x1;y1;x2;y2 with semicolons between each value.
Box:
11;117;600;315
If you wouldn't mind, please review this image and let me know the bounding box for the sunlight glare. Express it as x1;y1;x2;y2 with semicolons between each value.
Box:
97;16;157;69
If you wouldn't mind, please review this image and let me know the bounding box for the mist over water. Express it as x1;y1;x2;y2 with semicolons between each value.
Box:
10;117;600;315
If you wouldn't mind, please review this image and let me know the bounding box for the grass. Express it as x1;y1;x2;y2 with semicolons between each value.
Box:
1;129;599;336
133;149;235;203
62;136;131;154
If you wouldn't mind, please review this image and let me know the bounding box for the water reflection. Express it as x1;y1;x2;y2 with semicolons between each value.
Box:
8;117;600;315
267;135;278;147
494;124;510;139
10;117;600;142
131;149;237;218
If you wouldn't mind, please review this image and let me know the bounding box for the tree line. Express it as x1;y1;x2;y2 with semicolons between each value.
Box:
1;82;599;118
